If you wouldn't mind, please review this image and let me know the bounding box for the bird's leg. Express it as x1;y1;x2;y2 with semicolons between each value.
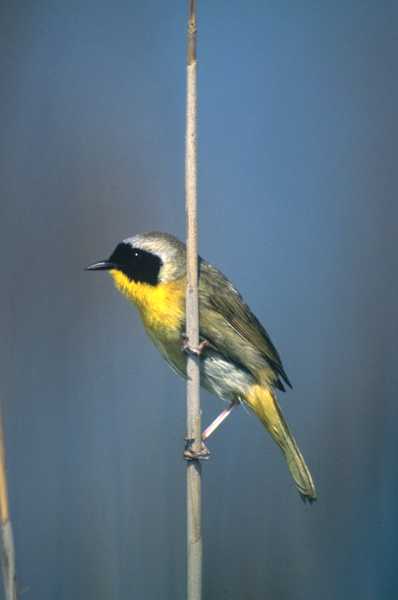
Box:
181;333;210;357
182;332;211;460
202;401;238;441
184;402;238;459
184;438;211;461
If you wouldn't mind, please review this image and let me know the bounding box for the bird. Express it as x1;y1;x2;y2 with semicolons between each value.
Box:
86;231;317;502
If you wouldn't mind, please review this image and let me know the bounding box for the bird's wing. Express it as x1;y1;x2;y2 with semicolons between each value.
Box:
198;260;291;391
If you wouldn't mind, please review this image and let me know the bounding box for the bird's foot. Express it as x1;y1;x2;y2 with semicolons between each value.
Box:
184;437;211;461
181;334;210;357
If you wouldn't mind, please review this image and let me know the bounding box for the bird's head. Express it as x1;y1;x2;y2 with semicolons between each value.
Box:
86;232;187;294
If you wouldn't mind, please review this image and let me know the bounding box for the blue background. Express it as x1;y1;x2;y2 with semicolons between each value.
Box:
0;2;397;598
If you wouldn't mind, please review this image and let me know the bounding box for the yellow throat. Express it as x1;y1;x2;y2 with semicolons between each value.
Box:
110;269;185;333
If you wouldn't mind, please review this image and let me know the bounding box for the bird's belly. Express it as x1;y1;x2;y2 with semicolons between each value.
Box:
145;326;187;378
200;352;254;402
145;326;254;402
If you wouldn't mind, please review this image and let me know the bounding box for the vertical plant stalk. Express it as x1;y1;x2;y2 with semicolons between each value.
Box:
185;1;202;600
0;412;17;600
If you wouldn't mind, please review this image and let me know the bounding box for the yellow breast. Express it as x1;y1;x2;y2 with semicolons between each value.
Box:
110;270;185;334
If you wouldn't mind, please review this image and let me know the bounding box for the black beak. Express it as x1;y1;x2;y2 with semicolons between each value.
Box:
85;260;116;271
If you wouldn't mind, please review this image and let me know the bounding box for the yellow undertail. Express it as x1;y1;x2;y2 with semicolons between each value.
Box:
244;385;317;502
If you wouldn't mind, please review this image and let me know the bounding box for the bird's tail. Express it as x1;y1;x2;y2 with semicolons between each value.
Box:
244;384;317;503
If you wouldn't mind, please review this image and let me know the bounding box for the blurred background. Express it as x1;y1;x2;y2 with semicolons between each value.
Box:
0;2;397;599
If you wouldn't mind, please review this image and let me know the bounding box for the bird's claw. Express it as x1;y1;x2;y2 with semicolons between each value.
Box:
184;437;211;461
181;334;210;357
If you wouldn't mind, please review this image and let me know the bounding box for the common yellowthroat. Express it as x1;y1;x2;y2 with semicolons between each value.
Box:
87;232;316;502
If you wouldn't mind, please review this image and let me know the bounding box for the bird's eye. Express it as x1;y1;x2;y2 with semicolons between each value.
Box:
134;251;140;258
